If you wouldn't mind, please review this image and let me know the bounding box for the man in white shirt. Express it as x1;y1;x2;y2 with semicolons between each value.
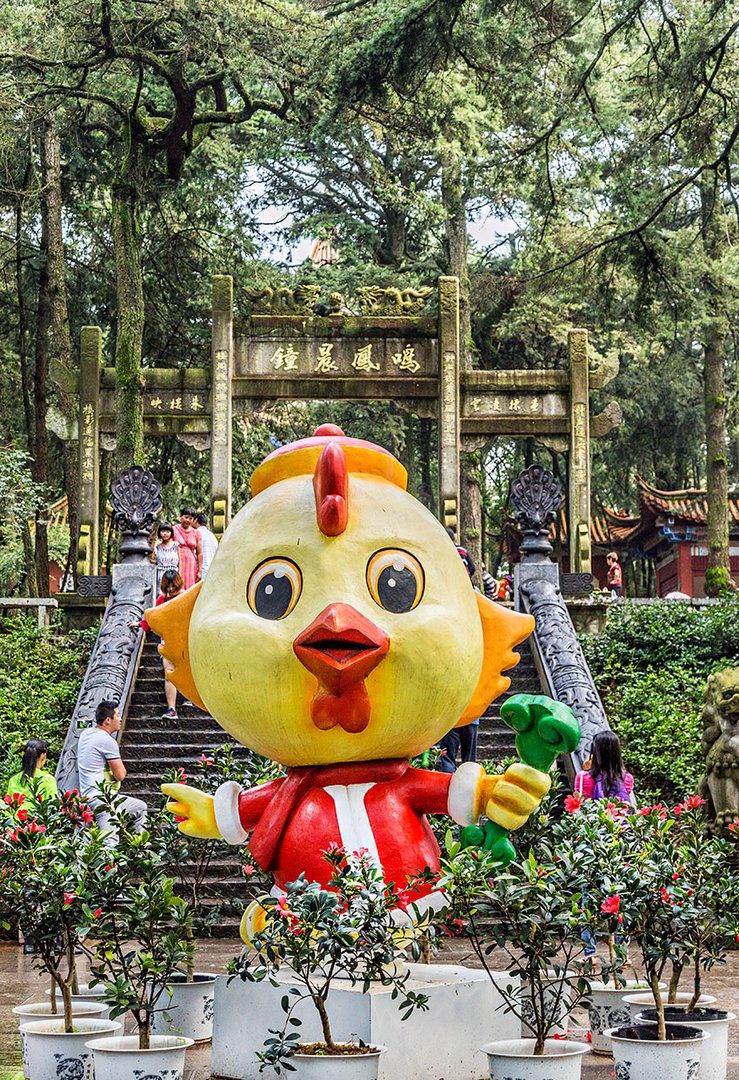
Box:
77;700;147;842
195;512;219;578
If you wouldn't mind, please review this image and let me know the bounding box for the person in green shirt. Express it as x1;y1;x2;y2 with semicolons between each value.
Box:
6;739;58;803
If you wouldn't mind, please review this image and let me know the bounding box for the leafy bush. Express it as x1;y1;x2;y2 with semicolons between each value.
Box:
581;600;739;802
0;616;96;788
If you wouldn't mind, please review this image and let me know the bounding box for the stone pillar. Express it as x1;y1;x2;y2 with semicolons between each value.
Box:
438;276;461;538
211;275;233;537
77;326;101;576
568;329;592;573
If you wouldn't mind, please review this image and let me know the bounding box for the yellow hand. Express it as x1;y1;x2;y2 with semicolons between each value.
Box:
480;763;551;832
161;782;221;839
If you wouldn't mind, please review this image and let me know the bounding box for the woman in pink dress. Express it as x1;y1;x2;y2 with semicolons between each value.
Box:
173;509;202;589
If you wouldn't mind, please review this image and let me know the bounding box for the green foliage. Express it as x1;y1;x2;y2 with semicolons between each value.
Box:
0;616;97;790
581;601;739;801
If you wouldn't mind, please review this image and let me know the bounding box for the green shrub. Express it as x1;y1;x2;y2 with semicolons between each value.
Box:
581;600;739;802
0;616;96;789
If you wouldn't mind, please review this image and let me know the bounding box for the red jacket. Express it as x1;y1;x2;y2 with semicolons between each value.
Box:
213;758;472;903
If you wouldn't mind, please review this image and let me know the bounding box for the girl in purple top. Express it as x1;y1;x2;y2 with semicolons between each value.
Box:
575;731;634;803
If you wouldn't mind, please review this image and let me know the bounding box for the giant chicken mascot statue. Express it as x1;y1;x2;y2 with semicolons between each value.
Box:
153;425;579;933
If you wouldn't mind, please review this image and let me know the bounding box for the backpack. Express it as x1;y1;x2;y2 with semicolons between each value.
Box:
592;773;634;805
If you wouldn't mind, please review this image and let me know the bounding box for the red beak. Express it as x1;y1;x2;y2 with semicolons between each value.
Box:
293;603;389;696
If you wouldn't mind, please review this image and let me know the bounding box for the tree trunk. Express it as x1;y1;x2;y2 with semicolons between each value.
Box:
112;176;145;472
701;176;732;596
44;118;79;582
14;177;38;596
441;152;472;367
33;193;51;597
418;417;434;512
461;450;482;588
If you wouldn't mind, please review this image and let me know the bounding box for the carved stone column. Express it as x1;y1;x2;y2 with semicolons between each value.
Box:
568;329;592;573
211;275;233;537
77;326;102;576
56;468;161;791
438;276;461;538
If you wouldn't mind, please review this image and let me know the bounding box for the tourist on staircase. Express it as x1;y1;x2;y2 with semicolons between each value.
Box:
77;701;147;844
195;511;219;578
173;508;202;589
153;522;180;590
138;569;184;720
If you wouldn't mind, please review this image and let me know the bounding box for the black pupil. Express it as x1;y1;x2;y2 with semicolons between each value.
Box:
254;572;294;619
377;564;418;613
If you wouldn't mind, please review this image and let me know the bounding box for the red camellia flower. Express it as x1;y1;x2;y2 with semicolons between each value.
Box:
93;907;102;918
16;809;28;823
63;892;76;905
601;895;621;915
660;887;671;903
564;794;584;814
684;795;705;810
82;809;94;824
243;864;256;876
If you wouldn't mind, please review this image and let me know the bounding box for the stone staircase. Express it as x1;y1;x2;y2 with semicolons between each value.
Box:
477;638;542;764
121;636;257;934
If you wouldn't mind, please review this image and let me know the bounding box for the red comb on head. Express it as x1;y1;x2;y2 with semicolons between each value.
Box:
313;441;349;536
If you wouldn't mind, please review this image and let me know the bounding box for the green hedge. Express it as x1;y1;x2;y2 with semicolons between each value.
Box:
581;600;739;803
0;617;97;790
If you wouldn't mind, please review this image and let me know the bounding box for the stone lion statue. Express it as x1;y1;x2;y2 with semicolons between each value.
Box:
697;667;739;831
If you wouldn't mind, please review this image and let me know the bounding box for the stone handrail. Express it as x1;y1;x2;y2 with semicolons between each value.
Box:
511;464;611;778
55;466;161;792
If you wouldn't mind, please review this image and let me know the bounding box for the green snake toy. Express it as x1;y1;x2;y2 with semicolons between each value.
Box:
459;693;581;865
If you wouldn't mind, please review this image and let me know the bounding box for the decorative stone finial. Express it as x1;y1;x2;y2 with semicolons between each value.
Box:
510;464;563;561
109;466;162;563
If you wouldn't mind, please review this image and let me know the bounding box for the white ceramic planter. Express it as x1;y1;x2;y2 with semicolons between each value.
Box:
13;1002;109;1080
481;1039;590;1080
635;1009;735;1080
588;981;665;1055
151;972;218;1043
46;983;107;1004
606;1023;708;1080
519;971;576;1038
290;1044;386;1080
85;1034;194;1080
623;991;717;1024
21;1016;121;1080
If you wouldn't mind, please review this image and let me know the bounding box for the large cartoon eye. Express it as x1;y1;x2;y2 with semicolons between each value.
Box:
366;549;424;613
247;558;302;620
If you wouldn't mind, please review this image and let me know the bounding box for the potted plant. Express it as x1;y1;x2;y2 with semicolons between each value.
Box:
0;790;121;1080
590;802;710;1080
153;745;279;1043
628;796;738;1080
79;792;195;1080
437;823;593;1080
557;792;666;1055
229;846;430;1078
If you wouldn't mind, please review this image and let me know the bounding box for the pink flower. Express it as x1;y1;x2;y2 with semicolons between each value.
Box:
243;864;256;876
728;819;739;835
684;795;705;810
564;794;584;814
82;809;94;824
601;895;621;915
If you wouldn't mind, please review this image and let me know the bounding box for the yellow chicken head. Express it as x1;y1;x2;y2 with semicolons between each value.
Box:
146;425;533;766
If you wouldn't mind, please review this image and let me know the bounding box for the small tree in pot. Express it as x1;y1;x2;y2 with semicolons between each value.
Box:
81;792;195;1051
0;789;99;1031
438;824;596;1077
229;847;430;1074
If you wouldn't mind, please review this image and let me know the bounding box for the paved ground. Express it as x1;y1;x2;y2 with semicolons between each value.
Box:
2;937;737;1079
